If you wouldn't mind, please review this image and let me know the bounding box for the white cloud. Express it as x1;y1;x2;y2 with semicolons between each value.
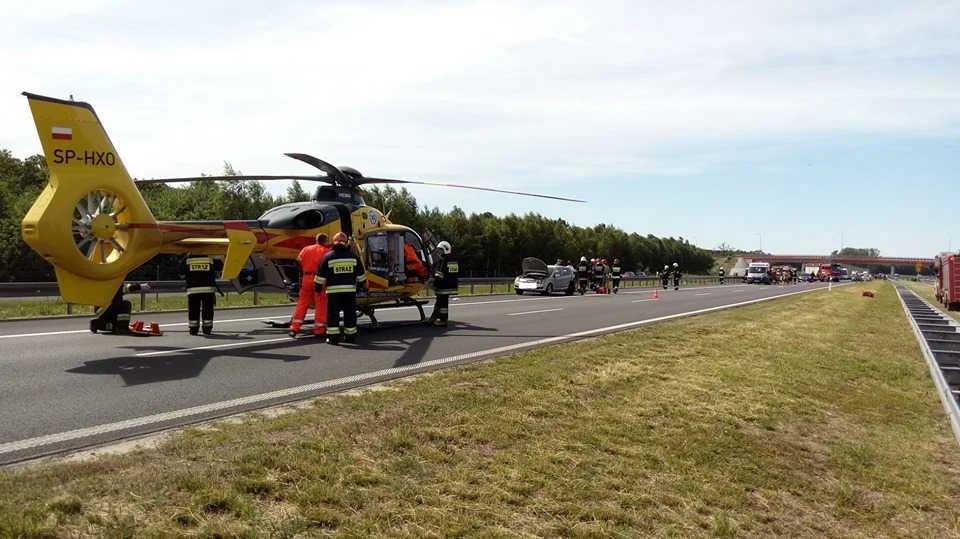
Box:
1;0;958;255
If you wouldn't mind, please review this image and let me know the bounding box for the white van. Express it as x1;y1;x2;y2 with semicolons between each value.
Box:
746;262;771;284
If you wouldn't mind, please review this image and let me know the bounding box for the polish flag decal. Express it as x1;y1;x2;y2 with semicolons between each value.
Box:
52;127;72;140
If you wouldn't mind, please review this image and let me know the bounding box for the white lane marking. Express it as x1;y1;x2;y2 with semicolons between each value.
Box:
0;316;284;341
0;293;622;341
695;293;712;296
632;299;657;303
506;308;563;316
135;337;292;357
0;284;833;458
624;284;732;295
0;284;823;341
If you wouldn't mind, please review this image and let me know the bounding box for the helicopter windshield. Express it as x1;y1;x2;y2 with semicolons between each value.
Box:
364;230;428;286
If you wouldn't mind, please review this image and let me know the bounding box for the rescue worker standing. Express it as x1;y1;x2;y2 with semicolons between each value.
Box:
611;258;622;293
428;241;459;327
577;256;590;294
672;262;682;290
90;282;150;334
289;233;329;338
180;253;223;335
592;258;605;291
315;232;366;345
661;265;670;289
718;267;726;285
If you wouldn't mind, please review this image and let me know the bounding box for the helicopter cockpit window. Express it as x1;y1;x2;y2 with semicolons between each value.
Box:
364;230;429;286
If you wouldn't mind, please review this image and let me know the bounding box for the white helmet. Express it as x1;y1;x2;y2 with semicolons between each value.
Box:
664;265;669;270
437;241;452;254
580;256;587;262
673;262;678;267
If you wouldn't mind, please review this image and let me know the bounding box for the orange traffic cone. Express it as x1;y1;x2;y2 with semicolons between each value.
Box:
131;320;144;332
149;322;161;335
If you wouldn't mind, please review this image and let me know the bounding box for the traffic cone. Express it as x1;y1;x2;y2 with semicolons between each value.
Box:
131;320;144;332
652;290;659;300
149;322;161;335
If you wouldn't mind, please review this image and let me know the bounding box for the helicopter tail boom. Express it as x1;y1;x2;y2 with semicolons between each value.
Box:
20;92;163;307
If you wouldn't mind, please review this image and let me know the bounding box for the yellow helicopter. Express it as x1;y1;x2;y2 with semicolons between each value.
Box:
19;92;584;326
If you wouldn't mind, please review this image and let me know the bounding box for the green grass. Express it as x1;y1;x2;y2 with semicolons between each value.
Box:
1;282;958;537
901;279;960;321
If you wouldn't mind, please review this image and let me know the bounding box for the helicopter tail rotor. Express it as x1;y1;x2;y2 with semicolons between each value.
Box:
20;93;164;307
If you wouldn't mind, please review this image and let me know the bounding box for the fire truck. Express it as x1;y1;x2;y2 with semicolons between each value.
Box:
817;263;842;282
934;253;960;311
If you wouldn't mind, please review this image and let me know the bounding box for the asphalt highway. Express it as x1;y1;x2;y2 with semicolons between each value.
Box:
0;281;837;464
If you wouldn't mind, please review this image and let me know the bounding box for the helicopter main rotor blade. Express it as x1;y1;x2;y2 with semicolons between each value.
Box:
359;177;586;203
283;153;351;185
134;175;329;184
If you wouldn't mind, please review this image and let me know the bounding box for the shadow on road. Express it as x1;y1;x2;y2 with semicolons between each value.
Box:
346;319;500;367
66;339;312;386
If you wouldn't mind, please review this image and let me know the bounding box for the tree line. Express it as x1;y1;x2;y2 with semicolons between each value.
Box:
0;150;716;282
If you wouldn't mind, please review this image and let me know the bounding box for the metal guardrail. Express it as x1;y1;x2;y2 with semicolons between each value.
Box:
894;284;960;445
0;275;736;315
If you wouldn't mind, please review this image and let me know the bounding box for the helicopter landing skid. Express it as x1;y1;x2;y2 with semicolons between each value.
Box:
263;298;429;331
359;297;429;330
262;318;314;329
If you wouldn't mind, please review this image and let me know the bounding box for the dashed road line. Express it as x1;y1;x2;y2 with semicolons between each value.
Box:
506;308;563;316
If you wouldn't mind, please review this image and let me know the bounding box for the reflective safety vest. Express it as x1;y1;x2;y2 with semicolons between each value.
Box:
611;264;622;277
434;254;460;295
180;255;222;295
315;246;366;294
577;262;589;277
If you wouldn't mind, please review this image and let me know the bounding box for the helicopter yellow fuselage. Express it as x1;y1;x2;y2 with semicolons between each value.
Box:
19;93;427;308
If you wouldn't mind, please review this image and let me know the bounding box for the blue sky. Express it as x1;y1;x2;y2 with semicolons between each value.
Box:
2;0;957;257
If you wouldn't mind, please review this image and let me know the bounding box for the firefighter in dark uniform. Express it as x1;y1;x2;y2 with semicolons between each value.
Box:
315;232;366;345
611;258;622;294
672;262;682;290
179;253;223;335
90;282;149;334
428;241;459;327
718;267;726;285
592;258;605;291
660;265;670;289
577;256;590;294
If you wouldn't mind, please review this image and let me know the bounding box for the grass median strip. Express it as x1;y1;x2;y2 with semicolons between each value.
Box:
2;282;959;537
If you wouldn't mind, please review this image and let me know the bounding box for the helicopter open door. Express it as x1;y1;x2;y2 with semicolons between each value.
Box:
364;230;430;287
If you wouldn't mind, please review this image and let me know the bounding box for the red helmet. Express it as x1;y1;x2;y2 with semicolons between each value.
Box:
601;259;607;264
332;232;348;245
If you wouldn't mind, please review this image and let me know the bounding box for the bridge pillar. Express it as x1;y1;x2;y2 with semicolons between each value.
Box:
890;265;895;276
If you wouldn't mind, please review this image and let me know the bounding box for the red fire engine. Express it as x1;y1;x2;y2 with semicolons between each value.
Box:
934;253;960;311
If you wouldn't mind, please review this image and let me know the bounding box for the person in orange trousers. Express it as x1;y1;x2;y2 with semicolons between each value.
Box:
289;233;330;338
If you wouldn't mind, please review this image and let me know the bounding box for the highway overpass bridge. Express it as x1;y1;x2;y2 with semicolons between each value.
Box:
746;255;934;267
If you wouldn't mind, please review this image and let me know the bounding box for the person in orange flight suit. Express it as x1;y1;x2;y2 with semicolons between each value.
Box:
404;242;429;282
289;233;330;338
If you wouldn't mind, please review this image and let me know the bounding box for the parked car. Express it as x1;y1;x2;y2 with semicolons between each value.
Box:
514;257;576;295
